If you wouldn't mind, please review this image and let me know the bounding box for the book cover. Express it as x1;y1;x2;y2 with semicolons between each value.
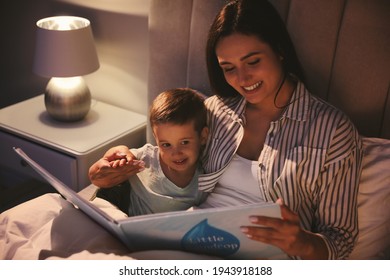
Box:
116;202;287;259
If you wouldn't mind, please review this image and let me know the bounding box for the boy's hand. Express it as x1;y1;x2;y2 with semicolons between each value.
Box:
109;158;145;170
89;145;144;188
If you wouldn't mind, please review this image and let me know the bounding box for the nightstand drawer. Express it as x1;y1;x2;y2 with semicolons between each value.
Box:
0;131;77;189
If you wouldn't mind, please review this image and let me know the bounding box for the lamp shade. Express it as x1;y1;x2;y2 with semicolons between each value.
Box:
33;16;100;77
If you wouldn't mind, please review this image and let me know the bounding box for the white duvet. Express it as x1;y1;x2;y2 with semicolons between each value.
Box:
0;192;217;260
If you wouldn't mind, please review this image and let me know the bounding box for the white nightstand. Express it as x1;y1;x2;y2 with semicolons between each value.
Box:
0;95;147;191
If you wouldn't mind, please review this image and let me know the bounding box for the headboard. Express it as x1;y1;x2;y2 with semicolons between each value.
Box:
147;0;389;141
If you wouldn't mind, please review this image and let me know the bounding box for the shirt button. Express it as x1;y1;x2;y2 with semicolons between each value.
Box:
259;163;266;171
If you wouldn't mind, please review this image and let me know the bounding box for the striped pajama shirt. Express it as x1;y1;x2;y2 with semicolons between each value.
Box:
198;81;363;259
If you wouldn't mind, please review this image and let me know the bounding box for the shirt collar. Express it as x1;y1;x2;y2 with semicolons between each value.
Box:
282;81;310;122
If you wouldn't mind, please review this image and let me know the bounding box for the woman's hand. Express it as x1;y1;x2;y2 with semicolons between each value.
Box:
88;145;144;188
240;199;328;259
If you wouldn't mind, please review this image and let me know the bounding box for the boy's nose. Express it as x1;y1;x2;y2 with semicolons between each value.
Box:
171;146;183;155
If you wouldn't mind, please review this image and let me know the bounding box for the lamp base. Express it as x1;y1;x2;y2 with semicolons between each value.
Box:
45;77;91;122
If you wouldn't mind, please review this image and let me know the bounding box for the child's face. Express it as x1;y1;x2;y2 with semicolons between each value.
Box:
153;121;208;174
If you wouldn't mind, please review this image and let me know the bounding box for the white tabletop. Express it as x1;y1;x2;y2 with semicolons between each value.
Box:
0;95;147;155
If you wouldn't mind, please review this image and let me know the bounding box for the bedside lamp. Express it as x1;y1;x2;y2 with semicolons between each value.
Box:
33;16;100;122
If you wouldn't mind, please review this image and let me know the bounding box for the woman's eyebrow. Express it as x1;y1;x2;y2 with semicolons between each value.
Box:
240;51;262;61
219;51;262;65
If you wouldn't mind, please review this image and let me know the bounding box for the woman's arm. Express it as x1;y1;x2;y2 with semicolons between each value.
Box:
241;117;363;260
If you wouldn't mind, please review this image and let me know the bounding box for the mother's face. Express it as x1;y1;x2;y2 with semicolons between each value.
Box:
215;33;285;106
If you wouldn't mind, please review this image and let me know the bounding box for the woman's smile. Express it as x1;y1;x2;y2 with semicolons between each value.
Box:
243;81;263;92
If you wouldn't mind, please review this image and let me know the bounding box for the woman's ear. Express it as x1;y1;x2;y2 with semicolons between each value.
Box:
276;44;285;61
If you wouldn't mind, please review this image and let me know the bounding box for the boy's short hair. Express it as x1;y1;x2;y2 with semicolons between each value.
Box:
149;88;207;134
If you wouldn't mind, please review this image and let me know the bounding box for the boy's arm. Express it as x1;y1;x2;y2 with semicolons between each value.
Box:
89;145;144;188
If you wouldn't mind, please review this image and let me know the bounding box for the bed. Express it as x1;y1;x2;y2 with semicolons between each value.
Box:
1;0;389;260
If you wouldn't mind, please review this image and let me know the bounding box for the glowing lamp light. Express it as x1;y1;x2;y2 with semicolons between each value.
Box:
33;16;99;122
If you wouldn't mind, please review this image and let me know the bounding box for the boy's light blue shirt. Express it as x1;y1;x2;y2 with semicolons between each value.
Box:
127;144;204;216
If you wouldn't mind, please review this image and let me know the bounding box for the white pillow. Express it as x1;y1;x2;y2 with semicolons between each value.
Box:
349;137;390;259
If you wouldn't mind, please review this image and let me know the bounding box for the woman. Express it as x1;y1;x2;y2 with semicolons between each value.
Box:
89;0;363;259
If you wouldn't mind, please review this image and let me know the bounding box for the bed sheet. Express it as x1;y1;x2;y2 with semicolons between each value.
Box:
0;192;218;260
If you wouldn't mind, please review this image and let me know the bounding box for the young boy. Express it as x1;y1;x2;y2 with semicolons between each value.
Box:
94;88;209;216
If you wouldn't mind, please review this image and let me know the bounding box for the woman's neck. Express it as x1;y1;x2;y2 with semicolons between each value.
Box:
246;75;296;121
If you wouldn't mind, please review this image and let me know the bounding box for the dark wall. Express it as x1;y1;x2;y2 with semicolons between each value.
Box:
0;0;52;108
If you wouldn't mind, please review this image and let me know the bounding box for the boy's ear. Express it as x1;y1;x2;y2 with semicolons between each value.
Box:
200;127;209;145
151;126;159;145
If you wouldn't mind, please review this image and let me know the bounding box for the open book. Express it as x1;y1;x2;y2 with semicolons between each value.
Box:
14;147;286;259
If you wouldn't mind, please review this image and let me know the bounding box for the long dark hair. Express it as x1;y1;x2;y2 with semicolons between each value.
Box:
206;0;304;98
